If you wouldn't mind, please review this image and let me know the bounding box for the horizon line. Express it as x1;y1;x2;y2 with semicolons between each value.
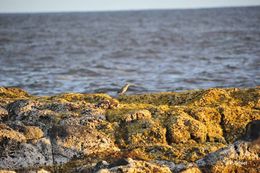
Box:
0;5;259;14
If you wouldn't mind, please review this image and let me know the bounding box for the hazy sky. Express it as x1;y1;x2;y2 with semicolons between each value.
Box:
1;0;260;13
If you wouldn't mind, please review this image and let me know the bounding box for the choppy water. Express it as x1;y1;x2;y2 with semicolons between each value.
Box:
0;7;260;95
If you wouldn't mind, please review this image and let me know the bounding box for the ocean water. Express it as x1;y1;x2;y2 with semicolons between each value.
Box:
0;7;260;96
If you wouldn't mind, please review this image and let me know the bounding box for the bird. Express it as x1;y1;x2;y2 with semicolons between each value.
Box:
118;83;133;95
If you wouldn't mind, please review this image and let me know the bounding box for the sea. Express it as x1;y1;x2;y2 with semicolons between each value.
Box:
0;7;260;96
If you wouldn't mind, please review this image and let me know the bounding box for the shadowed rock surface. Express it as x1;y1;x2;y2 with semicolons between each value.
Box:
0;87;259;172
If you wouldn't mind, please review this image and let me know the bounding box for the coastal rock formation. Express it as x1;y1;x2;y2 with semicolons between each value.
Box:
196;140;260;173
244;120;260;143
92;158;172;173
0;87;259;172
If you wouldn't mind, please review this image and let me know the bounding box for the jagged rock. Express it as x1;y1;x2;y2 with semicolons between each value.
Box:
180;166;201;173
96;99;119;109
123;109;152;122
95;158;171;173
195;140;260;172
0;107;8;120
218;105;260;143
93;160;110;171
24;126;44;140
7;100;37;118
0;137;53;169
49;124;120;164
124;119;167;146
166;112;208;144
0;87;30;99
0;124;26;142
244;120;260;143
0;87;259;172
186;107;224;143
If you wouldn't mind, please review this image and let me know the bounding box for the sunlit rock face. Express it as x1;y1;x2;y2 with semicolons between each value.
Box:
0;87;259;172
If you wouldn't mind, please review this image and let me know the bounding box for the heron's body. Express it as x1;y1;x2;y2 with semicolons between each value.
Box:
118;84;131;95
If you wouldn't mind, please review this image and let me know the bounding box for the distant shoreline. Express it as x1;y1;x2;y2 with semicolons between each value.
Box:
0;5;259;15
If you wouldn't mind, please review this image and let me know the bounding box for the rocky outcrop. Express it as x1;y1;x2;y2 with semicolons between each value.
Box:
195;140;260;173
0;87;259;172
244;120;260;143
92;158;172;173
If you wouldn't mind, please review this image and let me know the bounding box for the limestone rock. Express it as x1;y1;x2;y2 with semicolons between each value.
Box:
123;109;152;122
24;126;44;140
196;140;260;172
0;137;53;169
180;166;202;173
0;123;26;142
0;107;8;120
95;158;171;173
0;87;30;99
0;87;259;172
124;119;167;146
49;124;120;164
244;120;260;143
166;112;207;144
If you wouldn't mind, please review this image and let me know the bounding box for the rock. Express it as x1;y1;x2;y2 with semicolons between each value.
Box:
124;119;167;146
95;158;171;173
93;160;110;171
30;169;51;173
218;106;260;143
0;123;26;142
180;167;202;173
0;107;8;120
0;87;30;99
123;109;152;122
0;87;259;172
186;107;224;143
7;100;36;118
0;170;16;173
244;120;260;142
0;137;53;169
195;140;260;172
24;126;44;140
49;124;120;164
108;158;131;168
166;112;208;144
96;99;119;109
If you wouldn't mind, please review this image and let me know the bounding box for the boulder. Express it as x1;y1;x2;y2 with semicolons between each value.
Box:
196;140;260;173
49;124;120;164
124;119;167;146
0;137;53;169
166;112;207;144
244;120;260;143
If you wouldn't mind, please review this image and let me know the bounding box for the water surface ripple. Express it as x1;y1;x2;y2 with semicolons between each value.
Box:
0;7;260;95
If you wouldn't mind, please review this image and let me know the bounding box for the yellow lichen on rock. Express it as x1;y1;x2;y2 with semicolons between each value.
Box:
0;87;30;99
218;105;260;143
166;111;208;144
24;126;44;140
186;107;224;142
125;119;167;146
0;124;26;142
0;87;259;172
